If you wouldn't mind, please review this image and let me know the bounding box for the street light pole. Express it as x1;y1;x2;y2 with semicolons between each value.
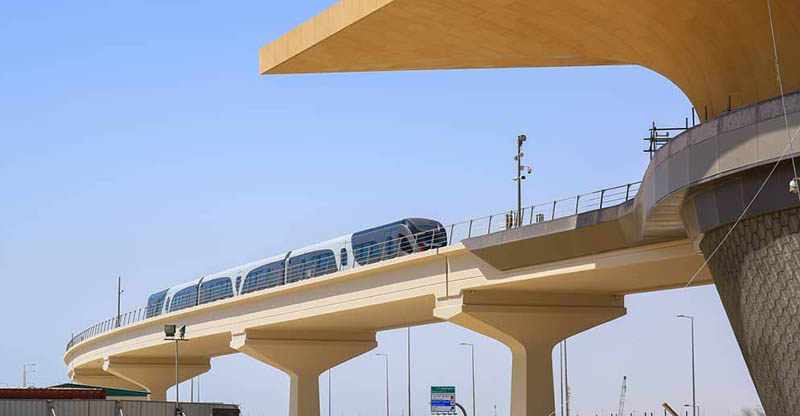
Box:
459;343;476;416
328;369;332;416
116;276;123;328
164;324;187;416
677;315;696;416
513;135;533;227
377;353;389;416
408;327;412;416
22;363;35;387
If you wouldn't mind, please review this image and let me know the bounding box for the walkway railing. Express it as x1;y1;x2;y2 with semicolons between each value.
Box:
65;180;641;351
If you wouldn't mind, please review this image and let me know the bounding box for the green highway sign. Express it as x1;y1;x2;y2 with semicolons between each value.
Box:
431;386;456;414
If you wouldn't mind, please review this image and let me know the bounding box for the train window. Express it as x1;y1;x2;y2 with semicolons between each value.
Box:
145;289;168;318
198;277;233;305
287;250;337;283
242;261;285;294
340;248;348;266
385;235;397;258
353;241;377;265
400;236;413;254
235;276;242;294
170;285;198;312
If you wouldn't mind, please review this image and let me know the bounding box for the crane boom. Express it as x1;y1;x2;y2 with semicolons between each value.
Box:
618;376;627;416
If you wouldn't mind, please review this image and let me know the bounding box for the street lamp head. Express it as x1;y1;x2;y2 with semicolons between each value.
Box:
677;314;694;319
459;342;473;346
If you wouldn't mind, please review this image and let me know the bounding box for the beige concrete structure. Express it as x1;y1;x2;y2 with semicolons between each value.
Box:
66;240;706;416
258;0;800;120
65;91;800;415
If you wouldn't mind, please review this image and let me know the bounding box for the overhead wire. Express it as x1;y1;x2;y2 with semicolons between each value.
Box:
684;0;799;287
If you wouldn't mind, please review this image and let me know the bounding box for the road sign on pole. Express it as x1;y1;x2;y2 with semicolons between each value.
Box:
431;386;456;415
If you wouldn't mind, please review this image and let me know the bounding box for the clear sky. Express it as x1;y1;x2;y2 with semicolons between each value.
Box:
0;1;762;415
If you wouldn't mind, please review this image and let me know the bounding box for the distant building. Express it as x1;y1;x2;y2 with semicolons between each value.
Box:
0;386;238;416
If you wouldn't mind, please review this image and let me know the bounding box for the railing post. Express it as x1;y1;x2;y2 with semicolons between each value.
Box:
467;219;473;238
600;189;605;208
487;215;493;234
529;206;534;224
551;201;556;220
625;183;631;200
449;224;455;245
575;195;580;215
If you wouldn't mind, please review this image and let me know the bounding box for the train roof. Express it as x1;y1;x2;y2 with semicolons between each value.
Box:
289;234;350;257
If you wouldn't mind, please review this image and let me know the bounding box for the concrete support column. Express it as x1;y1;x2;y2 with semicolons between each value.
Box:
435;292;625;416
230;330;377;416
700;207;800;415
102;357;211;401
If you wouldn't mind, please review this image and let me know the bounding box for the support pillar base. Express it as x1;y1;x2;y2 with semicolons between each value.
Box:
435;291;625;416
102;356;211;401
230;330;376;416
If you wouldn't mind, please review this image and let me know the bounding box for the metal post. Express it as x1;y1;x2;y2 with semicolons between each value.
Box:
487;215;492;234
377;354;389;416
328;369;332;416
408;327;412;416
175;339;179;415
460;343;476;416
691;319;696;416
449;224;455;245
599;190;605;209
677;315;696;416
574;195;580;215
467;220;473;238
23;363;35;388
517;136;522;227
559;343;564;416
116;277;122;328
564;340;569;416
551;201;557;220
625;184;631;201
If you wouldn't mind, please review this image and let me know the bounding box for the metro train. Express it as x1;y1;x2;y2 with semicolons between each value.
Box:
144;218;447;318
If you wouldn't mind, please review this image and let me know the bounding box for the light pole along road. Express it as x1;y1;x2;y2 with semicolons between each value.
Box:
677;314;697;416
460;343;476;416
376;353;389;416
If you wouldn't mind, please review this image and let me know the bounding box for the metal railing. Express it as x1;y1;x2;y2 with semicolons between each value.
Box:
66;180;641;351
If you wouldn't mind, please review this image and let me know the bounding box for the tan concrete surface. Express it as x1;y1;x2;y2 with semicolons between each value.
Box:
434;292;625;416
103;357;211;401
65;240;708;415
231;330;376;416
258;0;800;120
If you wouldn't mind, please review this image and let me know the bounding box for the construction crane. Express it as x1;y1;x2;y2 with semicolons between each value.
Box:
618;376;627;416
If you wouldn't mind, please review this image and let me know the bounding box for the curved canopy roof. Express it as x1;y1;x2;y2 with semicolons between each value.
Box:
259;0;800;120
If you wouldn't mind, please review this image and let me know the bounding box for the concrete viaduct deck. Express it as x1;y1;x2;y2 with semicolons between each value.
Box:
66;92;800;415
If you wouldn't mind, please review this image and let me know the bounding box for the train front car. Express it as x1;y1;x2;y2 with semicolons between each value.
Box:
145;289;169;318
404;218;447;251
351;218;447;266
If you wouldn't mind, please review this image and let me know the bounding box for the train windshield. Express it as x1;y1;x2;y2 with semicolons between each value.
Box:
145;289;168;318
407;219;447;249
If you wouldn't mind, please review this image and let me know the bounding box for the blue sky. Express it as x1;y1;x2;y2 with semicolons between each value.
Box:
0;1;761;415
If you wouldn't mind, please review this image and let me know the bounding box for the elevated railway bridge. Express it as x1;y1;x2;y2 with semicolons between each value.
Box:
67;1;800;414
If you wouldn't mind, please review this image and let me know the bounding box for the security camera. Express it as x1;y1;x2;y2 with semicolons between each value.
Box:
790;178;800;194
